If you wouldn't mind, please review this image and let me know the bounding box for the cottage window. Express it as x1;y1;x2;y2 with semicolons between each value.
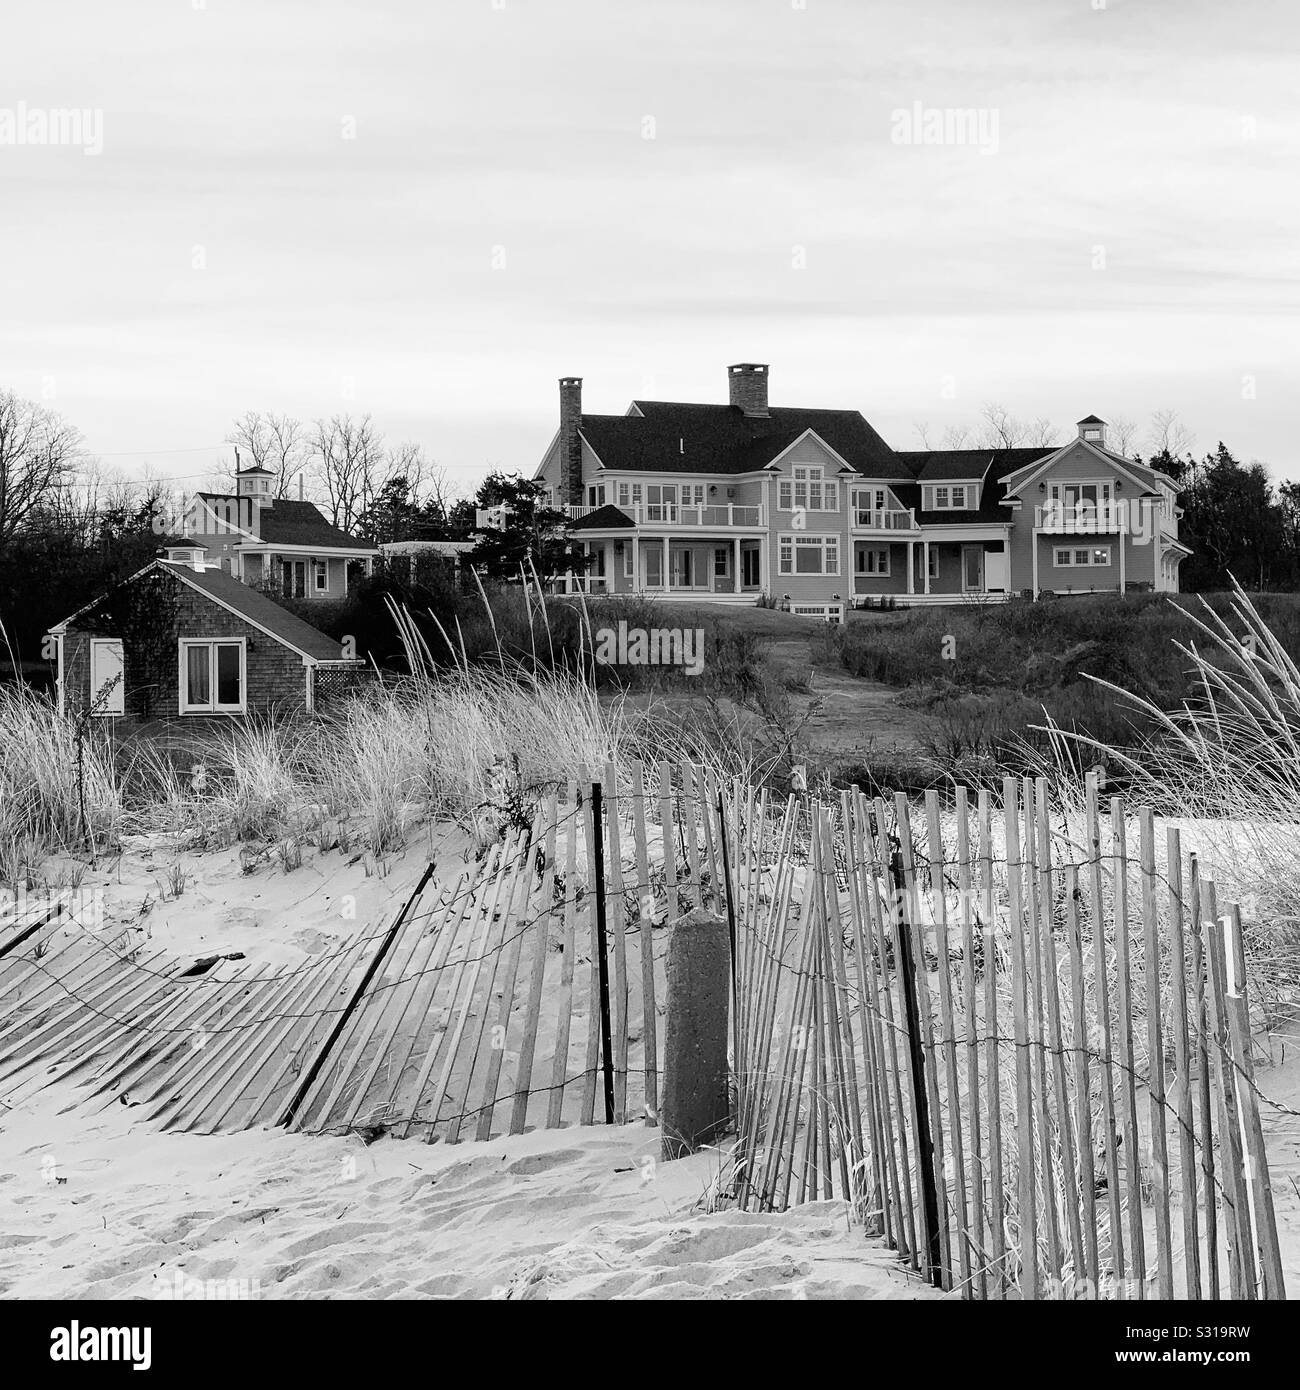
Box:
313;560;328;593
180;639;246;714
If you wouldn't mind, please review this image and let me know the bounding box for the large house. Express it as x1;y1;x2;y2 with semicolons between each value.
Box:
180;465;378;602
534;365;1189;621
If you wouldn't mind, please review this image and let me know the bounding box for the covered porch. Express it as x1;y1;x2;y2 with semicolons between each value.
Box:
558;533;767;600
854;527;1012;599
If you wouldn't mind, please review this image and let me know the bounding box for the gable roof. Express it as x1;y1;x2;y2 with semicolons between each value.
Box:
895;447;1052;483
569;503;635;531
52;561;347;663
579;401;903;479
192;494;377;551
1000;440;1170;500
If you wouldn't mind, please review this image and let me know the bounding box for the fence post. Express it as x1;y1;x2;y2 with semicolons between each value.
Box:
660;909;731;1160
890;841;943;1290
590;781;616;1125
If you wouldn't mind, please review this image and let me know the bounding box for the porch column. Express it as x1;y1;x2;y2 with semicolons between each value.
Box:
907;541;915;595
923;540;931;595
631;535;640;592
733;536;741;593
1118;535;1126;594
663;535;670;591
1031;533;1039;598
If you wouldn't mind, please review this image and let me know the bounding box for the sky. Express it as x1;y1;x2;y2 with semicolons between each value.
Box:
1;0;1297;497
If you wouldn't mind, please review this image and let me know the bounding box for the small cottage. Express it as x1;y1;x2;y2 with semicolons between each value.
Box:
48;548;361;727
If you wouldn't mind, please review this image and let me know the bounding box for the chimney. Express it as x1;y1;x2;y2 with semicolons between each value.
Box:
728;363;770;417
1077;415;1107;447
559;376;584;507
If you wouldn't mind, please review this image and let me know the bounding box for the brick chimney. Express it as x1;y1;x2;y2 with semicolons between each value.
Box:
559;376;584;507
728;363;770;417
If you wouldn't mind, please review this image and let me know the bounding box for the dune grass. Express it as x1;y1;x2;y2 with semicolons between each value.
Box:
0;583;759;881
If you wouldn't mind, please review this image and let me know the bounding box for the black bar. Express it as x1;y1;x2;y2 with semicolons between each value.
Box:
277;860;437;1128
891;845;943;1289
590;782;617;1124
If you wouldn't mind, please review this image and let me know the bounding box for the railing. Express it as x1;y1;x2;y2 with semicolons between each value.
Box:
1034;502;1124;532
852;508;919;531
564;502;765;528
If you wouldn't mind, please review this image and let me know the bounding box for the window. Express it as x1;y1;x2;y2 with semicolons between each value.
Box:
282;559;306;599
646;484;676;521
588;544;606;577
179;640;246;714
616;482;643;509
855;548;889;576
924;484;977;511
714;547;729;578
1054;547;1111;567
686;484;706;508
623;543;633;579
313;560;328;593
89;639;125;716
586;484;606;508
778;466;838;512
778;534;838;576
928;548;938;579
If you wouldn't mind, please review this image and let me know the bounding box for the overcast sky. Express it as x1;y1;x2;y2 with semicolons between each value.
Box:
2;0;1296;495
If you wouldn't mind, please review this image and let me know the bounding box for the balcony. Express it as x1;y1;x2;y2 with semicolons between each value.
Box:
851;508;920;533
566;502;766;528
1034;502;1123;533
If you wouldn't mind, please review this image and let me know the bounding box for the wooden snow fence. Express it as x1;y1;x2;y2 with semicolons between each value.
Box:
727;775;1287;1302
0;761;728;1143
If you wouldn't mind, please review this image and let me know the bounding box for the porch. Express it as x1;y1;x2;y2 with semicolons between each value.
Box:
852;531;1012;599
558;534;768;599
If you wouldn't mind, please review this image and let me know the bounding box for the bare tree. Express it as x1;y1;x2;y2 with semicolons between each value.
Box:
1106;414;1139;458
912;421;934;449
310;413;388;532
386;442;456;518
974;402;1029;449
0;391;85;554
1025;417;1061;449
941;424;971;449
226;411;309;498
1148;408;1194;460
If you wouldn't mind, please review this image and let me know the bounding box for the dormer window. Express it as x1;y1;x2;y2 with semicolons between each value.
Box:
923;483;977;511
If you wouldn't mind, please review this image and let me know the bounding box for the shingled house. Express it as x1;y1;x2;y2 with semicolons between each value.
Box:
534;366;1190;621
180;464;379;601
48;548;360;726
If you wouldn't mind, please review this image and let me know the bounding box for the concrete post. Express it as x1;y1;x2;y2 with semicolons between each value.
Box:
661;910;731;1160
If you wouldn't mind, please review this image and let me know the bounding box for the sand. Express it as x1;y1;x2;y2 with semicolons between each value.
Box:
0;1083;933;1300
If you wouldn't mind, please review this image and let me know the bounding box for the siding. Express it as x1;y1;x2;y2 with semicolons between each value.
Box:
62;568;310;729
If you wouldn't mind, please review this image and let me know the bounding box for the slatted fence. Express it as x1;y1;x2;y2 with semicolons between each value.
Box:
728;774;1288;1301
0;764;1287;1302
